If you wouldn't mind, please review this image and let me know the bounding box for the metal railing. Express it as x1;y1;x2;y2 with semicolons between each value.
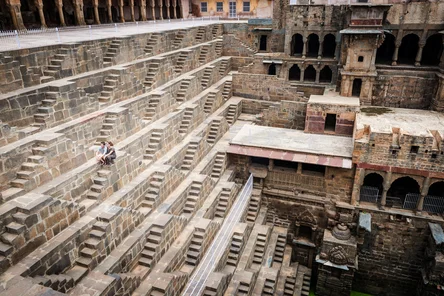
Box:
360;186;379;203
182;174;253;296
0;17;220;51
423;195;444;214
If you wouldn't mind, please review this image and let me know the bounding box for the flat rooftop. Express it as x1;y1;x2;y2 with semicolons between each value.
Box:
357;107;444;137
308;94;360;107
228;125;353;168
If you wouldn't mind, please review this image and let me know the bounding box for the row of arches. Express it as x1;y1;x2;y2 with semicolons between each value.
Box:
291;33;336;58
376;33;443;66
287;64;333;83
361;173;444;213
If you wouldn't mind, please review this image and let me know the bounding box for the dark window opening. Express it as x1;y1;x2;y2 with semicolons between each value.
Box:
304;65;316;82
274;159;297;170
291;34;303;56
410;145;419;154
398;34;419;65
268;63;276;75
358;56;364;62
428;182;444;197
363;173;384;194
251;156;269;166
324;113;336;132
259;35;267;51
422;34;443;66
201;2;208;12
322;34;336;58
298;225;312;241
301;163;325;176
387;176;420;207
289;65;301;81
307;34;320;57
376;33;395;65
216;2;223;11
352;78;362;97
319;66;332;83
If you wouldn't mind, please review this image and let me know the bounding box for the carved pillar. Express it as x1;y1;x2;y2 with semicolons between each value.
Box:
318;41;323;59
352;168;365;205
417;177;431;213
151;0;155;20
172;0;176;19
165;0;170;19
54;0;66;26
35;0;47;28
380;171;392;209
139;0;147;20
392;42;401;66
93;0;100;24
415;42;425;67
300;66;305;83
315;68;320;83
302;37;307;59
118;0;124;22
107;0;112;22
130;0;135;21
268;159;274;171
7;2;26;30
73;0;86;26
158;0;163;20
334;34;341;61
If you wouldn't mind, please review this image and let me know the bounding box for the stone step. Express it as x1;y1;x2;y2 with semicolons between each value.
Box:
138;257;152;267
80;247;97;258
76;256;94;268
5;222;25;235
0;242;13;257
89;229;106;239
1;232;19;245
65;265;88;284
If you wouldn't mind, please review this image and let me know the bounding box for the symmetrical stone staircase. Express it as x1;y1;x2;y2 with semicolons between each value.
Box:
181;141;198;171
176;79;191;103
6;151;47;194
175;51;189;74
103;39;122;67
246;189;261;223
85;169;111;202
210;152;226;179
204;92;216;114
98;72;120;104
179;108;194;134
215;41;223;56
76;221;108;270
211;25;223;39
199;45;210;65
145;33;161;55
201;67;213;89
214;188;231;218
185;230;205;266
32;95;57;128
139;172;165;211
262;278;276;295
172;30;186;49
196;27;206;42
139;225;163;268
222;80;232;100
225;104;237;124
144;61;161;89
219;59;228;76
143;94;161;122
42;47;69;81
114;272;142;296
182;181;203;214
237;282;251;295
283;276;298;296
226;233;244;267
252;233;267;265
207;119;221;145
143;130;163;161
273;234;286;264
96;114;117;144
32;274;76;293
0;212;29;258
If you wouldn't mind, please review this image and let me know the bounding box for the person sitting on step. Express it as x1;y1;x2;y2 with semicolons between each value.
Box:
96;141;107;165
103;141;116;165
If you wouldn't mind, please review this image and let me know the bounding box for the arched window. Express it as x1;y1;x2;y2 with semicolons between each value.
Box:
304;65;316;82
307;34;320;57
387;176;420;207
398;34;419;65
323;34;336;58
268;63;276;75
291;34;303;56
289;65;301;81
352;78;362;97
319;66;332;83
360;173;384;203
376;33;395;65
422;34;443;66
428;181;444;197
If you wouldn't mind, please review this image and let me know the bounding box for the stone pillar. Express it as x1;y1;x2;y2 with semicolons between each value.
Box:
130;0;135;21
302;37;307;59
315;68;320;83
351;168;365;205
93;0;100;24
158;0;163;20
380;171;392;209
392;42;400;66
73;0;86;26
140;0;147;20
172;0;176;18
433;74;444;111
35;0;47;28
54;0;66;26
318;41;323;59
417;177;431;213
7;1;26;30
107;0;112;22
118;0;125;22
268;159;274;171
334;34;341;61
165;0;170;19
151;0;155;20
415;43;425;67
300;67;305;82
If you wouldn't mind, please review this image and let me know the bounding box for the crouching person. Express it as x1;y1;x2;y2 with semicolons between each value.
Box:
104;141;116;165
96;141;107;165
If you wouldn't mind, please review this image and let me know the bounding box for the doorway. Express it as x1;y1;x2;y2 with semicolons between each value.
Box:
352;78;362;97
259;35;267;51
